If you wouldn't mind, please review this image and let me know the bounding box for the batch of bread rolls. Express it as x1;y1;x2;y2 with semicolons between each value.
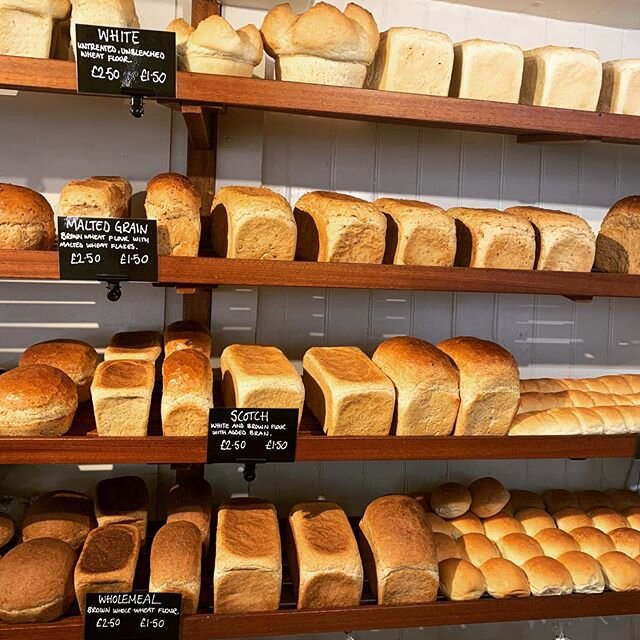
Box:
0;475;639;624
1;1;638;115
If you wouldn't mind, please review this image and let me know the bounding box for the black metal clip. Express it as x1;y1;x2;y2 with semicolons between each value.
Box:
242;462;257;484
130;95;144;118
98;275;129;302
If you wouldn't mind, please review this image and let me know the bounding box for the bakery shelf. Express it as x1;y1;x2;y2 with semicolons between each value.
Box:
2;55;640;143
3;250;640;298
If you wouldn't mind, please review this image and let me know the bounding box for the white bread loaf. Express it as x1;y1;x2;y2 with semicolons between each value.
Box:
294;191;386;263
59;177;131;219
599;59;640;116
437;337;520;436
0;183;56;250
521;373;640;395
71;0;139;52
164;320;212;358
480;558;530;598
438;558;485;600
166;478;212;552
261;2;379;88
166;18;192;61
450;39;523;103
518;389;640;414
211;186;296;260
104;330;163;363
448;207;536;269
372;336;460;436
520;46;602;111
595;196;640;274
366;28;453;95
373;198;456;266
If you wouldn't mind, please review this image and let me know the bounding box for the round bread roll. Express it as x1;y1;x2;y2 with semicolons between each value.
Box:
598;551;640;591
468;477;510;518
0;365;78;436
543;489;579;514
0;538;76;623
424;512;457;538
605;489;640;512
438;558;485;601
496;533;544;566
0;183;56;250
0;514;14;548
434;533;462;562
458;533;499;567
20;339;99;403
449;512;484;539
608;527;640;558
480;558;530;598
557;550;605;594
482;511;525;542
623;507;640;531
589;507;629;533
515;508;557;536
505;489;545;514
521;556;573;596
430;483;471;519
553;507;593;532
575;489;613;512
570;526;615;558
534;528;579;559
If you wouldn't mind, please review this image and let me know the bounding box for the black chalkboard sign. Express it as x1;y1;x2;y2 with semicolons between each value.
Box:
57;216;158;282
75;25;176;98
84;592;181;640
208;408;299;464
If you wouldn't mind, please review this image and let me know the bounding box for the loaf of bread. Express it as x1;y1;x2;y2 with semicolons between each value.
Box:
570;526;615;558
457;533;499;567
522;556;573;596
608;528;640;558
483;512;525;542
91;360;155;436
516;508;557;537
0;514;13;548
150;521;202;615
598;550;640;591
520;46;602;110
543;489;579;514
20;339;98;403
506;489;545;513
437;337;520;436
0;184;56;250
75;524;141;615
468;477;510;518
211;186;296;260
554;507;593;533
0;365;77;436
438;558;486;600
71;0;139;50
595;196;640;274
288;501;363;609
373;198;456;266
214;498;281;613
450;39;523;103
497;533;544;566
58;177;131;218
90;176;133;203
518;390;639;414
145;173;201;257
162;350;212;437
166;18;192;64
598;59;640;116
166;478;212;551
606;489;640;512
534;528;580;558
449;512;484;538
366;28;453;95
261;2;379;87
521;373;640;395
359;495;438;605
0;539;76;623
429;483;471;519
22;490;95;550
576;490;613;512
94;475;149;543
448;207;535;269
104;330;163;363
434;533;462;562
589;507;629;534
221;344;304;425
303;346;394;436
372;337;460;436
164;320;211;358
506;206;595;272
480;558;530;598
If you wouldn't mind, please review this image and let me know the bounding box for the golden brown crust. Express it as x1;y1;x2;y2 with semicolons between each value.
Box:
496;533;544;566
598;550;640;591
162;349;212;397
93;360;155;391
480;558;530;598
609;527;640;558
589;507;629;533
557;550;604;593
515;507;557;536
449;512;484;538
104;331;163;362
522;556;573;596
164;320;212;357
457;533;499;567
534;528;579;558
166;478;212;549
543;489;579;514
606;489;640;512
595;196;640;274
0;183;55;250
554;507;593;532
468;477;510;518
482;512;525;542
0;514;14;548
505;489;545;513
434;533;462;562
570;526;615;558
438;558;485;600
146;173;201;214
430;483;471;519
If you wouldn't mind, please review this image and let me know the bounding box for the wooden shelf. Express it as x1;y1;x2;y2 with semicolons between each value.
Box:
1;55;640;143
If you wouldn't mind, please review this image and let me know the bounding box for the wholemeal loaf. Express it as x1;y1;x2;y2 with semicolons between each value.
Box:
214;498;281;613
515;508;556;537
0;184;56;250
595;196;640;274
288;501;363;609
534;528;580;558
518;389;639;414
372;337;460;436
359;495;438;605
211;186;296;260
522;556;573;596
374;198;456;266
570;526;615;558
506;206;595;272
589;507;629;534
598;551;640;591
608;528;640;558
575;490;613;511
0;514;13;547
71;0;138;51
606;489;640;512
104;330;163;363
483;512;525;542
557;550;604;593
429;483;471;519
166;478;212;552
520;374;640;395
164;320;212;358
505;489;545;513
0;365;77;436
438;558;485;600
434;533;462;562
457;533;499;567
543;489;579;514
449;512;484;538
480;558;530;598
598;59;640;116
554;507;593;532
58;177;131;218
94;476;149;543
261;2;379;88
303;346;394;436
468;477;510;518
497;533;544;566
366;28;453;95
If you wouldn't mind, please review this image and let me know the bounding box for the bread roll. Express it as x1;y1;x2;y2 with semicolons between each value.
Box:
598;550;640;591
480;558;530;598
608;528;640;558
214;498;281;613
149;521;202;615
288;501;363;609
71;0;139;51
164;320;212;358
575;489;614;511
543;489;579;514
518;389;639;414
448;207;535;269
496;533;544;566
409;491;431;513
521;373;640;395
211;186;296;260
0;365;77;436
483;512;525;542
624;507;640;531
22;490;94;550
373;198;456;266
458;533;499;567
505;489;545;514
522;556;573;596
0;538;76;623
94;476;148;543
599;59;640;116
145;173;201;257
438;558;485;601
515;508;556;536
75;524;141;615
294;191;386;263
0;183;55;250
166;478;212;551
606;489;640;512
20;339;98;404
104;331;163;363
450;39;523;103
589;507;629;534
303;346;394;436
596;196;640;274
58;177;131;218
221;344;304;425
261;3;379;88
429;483;471;519
570;526;615;558
434;533;462;562
449;512;484;538
359;495;438;605
557;550;604;593
424;512;457;538
91;360;155;436
468;477;510;518
534;528;579;558
372;337;460;436
0;514;13;548
554;507;593;532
